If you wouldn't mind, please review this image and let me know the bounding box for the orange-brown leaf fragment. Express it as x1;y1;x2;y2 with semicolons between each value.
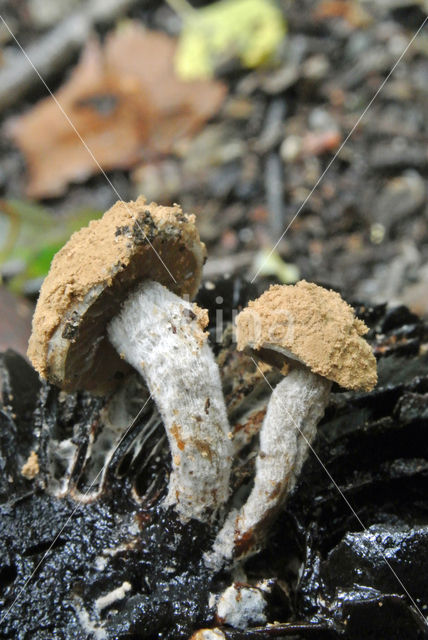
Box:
314;0;372;28
21;450;39;479
7;23;227;199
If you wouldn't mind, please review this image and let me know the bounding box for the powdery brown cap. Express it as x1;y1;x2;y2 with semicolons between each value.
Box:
28;196;206;393
235;281;377;392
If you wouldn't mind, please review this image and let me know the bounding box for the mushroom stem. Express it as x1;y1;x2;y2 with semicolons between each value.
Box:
108;280;232;522
206;366;331;568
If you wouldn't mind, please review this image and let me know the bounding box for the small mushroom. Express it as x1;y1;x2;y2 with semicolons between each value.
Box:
27;196;232;522
207;281;377;567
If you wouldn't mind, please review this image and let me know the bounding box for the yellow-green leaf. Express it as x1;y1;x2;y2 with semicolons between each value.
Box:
253;248;299;284
175;0;286;80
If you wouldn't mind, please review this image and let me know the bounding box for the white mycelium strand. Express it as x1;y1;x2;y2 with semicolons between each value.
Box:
108;281;232;522
206;366;331;568
215;583;267;629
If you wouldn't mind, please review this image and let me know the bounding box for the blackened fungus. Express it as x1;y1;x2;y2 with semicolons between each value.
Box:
1;285;428;638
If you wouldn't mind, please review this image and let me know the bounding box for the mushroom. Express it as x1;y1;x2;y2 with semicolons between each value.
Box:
27;196;232;522
206;281;377;567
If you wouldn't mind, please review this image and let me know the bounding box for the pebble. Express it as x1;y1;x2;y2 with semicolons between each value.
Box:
302;53;330;81
280;135;303;163
373;171;426;229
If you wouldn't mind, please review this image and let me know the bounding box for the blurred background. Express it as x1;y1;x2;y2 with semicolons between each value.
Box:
1;0;428;356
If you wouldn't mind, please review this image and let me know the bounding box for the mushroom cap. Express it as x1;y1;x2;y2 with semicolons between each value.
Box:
27;196;206;393
235;281;377;391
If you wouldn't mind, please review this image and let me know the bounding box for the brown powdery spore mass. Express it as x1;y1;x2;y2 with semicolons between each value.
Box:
236;281;377;391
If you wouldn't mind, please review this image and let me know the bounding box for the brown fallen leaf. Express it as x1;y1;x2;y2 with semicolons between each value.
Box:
7;23;227;199
0;287;34;358
314;0;372;28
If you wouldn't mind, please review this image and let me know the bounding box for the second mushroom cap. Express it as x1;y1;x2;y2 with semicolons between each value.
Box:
236;280;377;392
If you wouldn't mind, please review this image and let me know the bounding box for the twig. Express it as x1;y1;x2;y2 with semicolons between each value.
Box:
195;622;335;639
265;152;285;240
203;251;255;279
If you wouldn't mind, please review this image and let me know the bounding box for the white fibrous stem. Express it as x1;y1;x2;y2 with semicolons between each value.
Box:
206;366;331;568
108;281;232;522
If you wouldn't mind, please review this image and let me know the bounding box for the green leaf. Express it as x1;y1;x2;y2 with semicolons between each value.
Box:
175;0;286;80
25;243;65;279
0;199;102;293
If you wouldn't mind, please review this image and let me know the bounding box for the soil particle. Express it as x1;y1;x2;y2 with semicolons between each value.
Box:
20;450;39;479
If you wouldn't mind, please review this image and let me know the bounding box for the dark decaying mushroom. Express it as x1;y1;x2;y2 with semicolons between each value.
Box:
1;282;428;639
27;196;232;522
